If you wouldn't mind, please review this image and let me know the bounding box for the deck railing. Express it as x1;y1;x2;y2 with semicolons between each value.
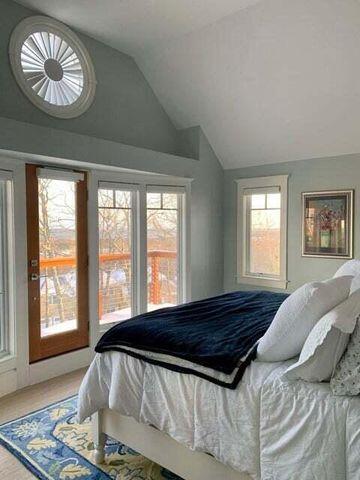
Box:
40;250;177;319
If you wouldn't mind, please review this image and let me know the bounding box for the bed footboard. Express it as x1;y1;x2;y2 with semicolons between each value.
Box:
92;408;251;480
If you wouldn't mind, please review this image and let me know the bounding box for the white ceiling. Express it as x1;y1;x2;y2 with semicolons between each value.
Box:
14;0;262;52
15;0;360;169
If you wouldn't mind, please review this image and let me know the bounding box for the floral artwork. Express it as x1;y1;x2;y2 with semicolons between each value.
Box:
0;396;182;480
302;190;353;258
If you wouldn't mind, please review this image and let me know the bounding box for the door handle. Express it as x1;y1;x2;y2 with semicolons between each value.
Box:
30;273;40;281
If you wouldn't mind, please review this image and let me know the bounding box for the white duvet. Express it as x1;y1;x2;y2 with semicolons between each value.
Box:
78;352;360;480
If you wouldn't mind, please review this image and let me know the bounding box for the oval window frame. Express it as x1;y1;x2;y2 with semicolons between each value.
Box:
9;16;96;119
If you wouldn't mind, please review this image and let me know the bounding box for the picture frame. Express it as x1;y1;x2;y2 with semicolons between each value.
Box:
302;190;353;258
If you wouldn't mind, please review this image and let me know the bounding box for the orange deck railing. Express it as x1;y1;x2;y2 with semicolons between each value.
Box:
40;250;177;316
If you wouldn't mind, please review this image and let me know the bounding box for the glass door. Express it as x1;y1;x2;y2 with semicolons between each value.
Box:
96;179;187;327
98;183;135;326
146;187;184;312
26;164;89;362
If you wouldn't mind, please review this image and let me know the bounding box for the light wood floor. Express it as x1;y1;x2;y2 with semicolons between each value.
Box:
0;368;86;479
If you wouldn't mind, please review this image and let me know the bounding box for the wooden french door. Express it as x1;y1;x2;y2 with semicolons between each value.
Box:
26;164;89;363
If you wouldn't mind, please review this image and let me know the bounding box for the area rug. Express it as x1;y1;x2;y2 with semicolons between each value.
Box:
0;396;182;480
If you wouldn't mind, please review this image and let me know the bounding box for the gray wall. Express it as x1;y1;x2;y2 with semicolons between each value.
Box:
0;119;224;301
1;0;182;157
190;128;224;299
0;0;225;300
224;154;360;293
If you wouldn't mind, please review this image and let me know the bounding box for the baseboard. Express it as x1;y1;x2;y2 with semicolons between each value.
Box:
0;369;18;398
28;347;92;386
0;347;92;399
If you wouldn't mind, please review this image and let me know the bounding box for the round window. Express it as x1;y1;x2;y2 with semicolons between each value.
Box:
9;16;96;118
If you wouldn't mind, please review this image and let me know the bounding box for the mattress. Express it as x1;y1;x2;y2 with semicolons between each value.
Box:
78;352;360;480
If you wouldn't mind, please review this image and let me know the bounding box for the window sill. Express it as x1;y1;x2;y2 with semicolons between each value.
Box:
237;275;288;290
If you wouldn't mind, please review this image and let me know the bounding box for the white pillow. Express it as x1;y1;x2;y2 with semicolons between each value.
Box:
330;319;360;395
334;259;360;278
257;276;353;362
284;290;360;382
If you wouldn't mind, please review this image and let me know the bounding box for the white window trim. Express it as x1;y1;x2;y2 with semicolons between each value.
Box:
9;16;96;119
236;175;288;290
0;174;13;361
0;158;28;382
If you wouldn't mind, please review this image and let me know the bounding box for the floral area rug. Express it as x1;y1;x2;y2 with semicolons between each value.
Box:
0;395;182;480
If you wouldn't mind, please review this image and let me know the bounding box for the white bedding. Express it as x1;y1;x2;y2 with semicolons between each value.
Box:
78;352;360;480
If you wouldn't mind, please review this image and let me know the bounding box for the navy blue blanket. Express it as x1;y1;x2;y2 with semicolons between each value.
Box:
96;291;288;385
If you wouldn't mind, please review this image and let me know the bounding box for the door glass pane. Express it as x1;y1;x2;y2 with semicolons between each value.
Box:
98;188;132;325
249;193;281;276
147;192;179;311
39;178;77;337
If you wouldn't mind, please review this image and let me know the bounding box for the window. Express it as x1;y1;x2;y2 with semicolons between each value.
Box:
98;185;135;325
26;165;89;362
237;176;288;289
147;188;184;311
97;180;187;328
9;16;96;118
0;172;13;359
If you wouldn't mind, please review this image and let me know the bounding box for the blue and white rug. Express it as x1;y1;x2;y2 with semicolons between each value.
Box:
0;396;182;480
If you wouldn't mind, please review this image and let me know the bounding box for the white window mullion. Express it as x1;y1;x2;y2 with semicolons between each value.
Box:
177;194;184;304
137;185;147;314
130;189;138;316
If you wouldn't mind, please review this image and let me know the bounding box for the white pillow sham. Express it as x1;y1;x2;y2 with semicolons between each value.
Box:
334;259;360;279
284;289;360;382
330;319;360;396
257;276;353;362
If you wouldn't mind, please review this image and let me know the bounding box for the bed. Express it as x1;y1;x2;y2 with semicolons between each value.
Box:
77;289;360;480
78;350;360;480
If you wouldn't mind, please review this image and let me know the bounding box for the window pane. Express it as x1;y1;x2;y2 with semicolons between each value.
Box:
98;189;114;208
267;193;281;209
115;190;131;208
147;193;161;209
249;209;280;276
98;188;132;325
162;193;178;209
147;192;179;311
39;179;77;337
251;194;266;209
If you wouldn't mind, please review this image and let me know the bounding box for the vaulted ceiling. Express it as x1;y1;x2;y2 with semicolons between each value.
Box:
15;0;360;168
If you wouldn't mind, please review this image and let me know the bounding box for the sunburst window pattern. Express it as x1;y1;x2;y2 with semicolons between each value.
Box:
21;31;84;106
9;16;96;118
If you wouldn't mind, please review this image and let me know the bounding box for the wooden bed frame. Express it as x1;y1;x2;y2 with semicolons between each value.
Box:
92;409;251;480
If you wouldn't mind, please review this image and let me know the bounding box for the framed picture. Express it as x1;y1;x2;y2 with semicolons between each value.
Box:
302;190;353;258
